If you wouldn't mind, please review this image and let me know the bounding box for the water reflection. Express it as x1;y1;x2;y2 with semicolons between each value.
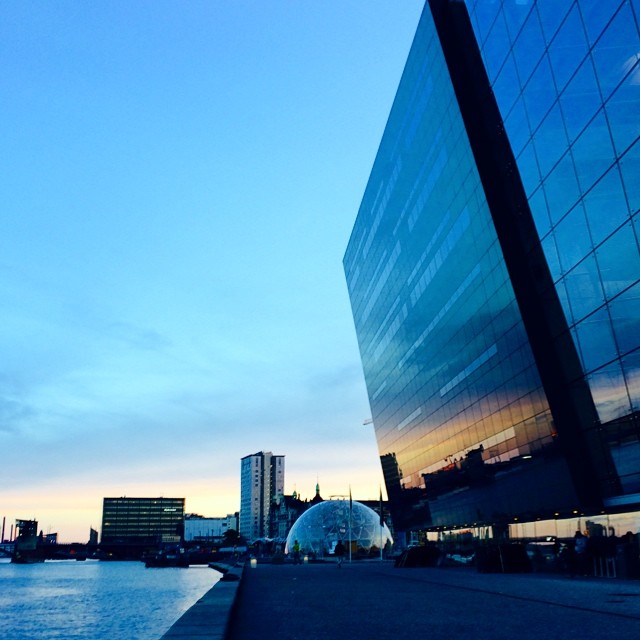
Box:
0;559;218;640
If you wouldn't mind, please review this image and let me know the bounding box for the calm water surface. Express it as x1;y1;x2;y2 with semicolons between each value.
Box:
0;558;220;640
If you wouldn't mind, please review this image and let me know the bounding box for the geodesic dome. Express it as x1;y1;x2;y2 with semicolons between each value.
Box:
285;499;393;555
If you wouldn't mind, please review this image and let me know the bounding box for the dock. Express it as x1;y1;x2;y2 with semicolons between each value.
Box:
163;560;640;639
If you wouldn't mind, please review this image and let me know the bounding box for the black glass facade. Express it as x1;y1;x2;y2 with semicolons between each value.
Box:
344;0;639;535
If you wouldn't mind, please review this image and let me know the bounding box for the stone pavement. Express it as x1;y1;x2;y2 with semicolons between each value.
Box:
225;560;640;640
161;563;242;640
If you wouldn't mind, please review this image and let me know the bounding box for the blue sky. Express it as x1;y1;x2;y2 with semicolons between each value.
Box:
1;1;424;541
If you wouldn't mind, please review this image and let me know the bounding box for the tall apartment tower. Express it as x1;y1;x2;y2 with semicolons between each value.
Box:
344;0;639;537
239;451;285;542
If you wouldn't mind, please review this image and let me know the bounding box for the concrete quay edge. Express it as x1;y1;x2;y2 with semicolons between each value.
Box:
160;562;245;640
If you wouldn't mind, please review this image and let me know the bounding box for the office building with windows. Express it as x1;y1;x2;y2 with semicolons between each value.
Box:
100;497;185;545
344;0;639;541
239;451;285;542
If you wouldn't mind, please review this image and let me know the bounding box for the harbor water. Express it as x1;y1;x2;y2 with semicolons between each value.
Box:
0;558;220;639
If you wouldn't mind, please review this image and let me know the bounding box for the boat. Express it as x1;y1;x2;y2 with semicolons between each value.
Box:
144;546;189;568
11;519;45;564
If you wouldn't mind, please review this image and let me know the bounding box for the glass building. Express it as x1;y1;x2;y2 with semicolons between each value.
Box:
344;0;639;539
285;500;393;556
100;497;185;544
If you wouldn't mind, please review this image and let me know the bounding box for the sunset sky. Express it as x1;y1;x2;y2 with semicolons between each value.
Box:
1;0;424;542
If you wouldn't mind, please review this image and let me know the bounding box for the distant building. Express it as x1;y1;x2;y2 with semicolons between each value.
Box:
226;512;239;533
239;451;285;542
100;497;185;545
270;484;324;541
184;513;235;542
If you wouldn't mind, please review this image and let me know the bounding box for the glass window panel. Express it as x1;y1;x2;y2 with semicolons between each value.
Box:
492;52;521;117
543;152;581;225
555;204;593;273
559;57;602;143
482;10;512;84
563;252;605;322
523;54;556;133
589;360;631;423
605;65;640;156
584;165;630;245
515;140;541;196
597;222;640;299
591;2;640;101
533;103;569;178
610;282;640;355
535;0;575;44
554;278;574;324
503;0;536;42
542;232;562;279
503;95;531;157
579;0;624;46
571;109;616;192
574;306;618;372
620;141;640;214
529;185;551;238
622;347;640;412
471;0;502;47
547;4;589;92
512;8;546;86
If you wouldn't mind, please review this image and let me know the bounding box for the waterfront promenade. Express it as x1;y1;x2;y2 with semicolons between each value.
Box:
225;561;640;640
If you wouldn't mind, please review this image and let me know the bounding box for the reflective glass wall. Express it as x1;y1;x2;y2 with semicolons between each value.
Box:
344;4;580;531
466;0;640;493
345;0;640;534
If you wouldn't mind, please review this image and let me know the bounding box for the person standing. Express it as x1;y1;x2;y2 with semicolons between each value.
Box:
334;540;346;568
573;531;589;577
291;540;301;565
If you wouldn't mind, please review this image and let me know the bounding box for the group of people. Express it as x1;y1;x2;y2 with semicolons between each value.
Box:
561;528;640;578
289;539;347;567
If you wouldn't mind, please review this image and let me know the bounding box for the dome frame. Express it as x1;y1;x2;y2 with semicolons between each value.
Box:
285;499;393;556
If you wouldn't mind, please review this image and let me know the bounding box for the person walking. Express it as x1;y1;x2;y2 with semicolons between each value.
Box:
334;540;346;568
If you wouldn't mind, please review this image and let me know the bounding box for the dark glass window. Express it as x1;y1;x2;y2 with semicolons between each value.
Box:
619;142;640;214
529;185;552;239
555;204;593;273
591;2;639;101
605;69;640;156
544;152;581;225
503;94;531;157
470;0;502;47
571;110;616;192
563;252;604;322
610;282;640;355
580;0;625;47
589;360;630;423
547;4;589;91
533;103;569;178
535;0;575;44
559;56;601;143
503;0;537;42
583;165;629;245
512;8;546;86
482;10;512;83
493;52;521;117
523;54;556;133
574;306;618;372
596;222;640;299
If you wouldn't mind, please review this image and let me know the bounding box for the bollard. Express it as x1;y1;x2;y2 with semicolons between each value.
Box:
250;557;257;568
303;555;308;564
